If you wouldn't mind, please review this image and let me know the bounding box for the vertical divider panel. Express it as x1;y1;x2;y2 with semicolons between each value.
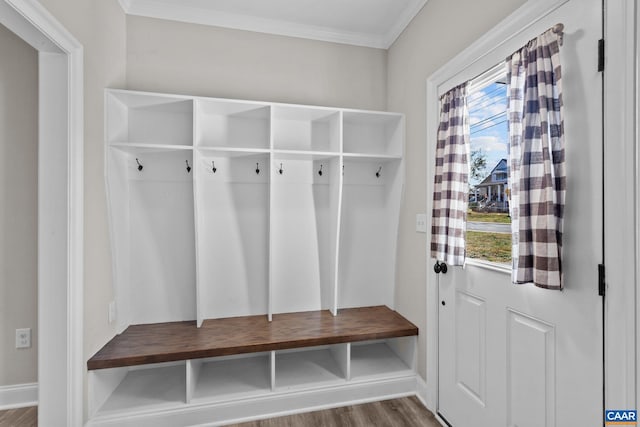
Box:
270;351;276;391
193;99;203;327
186;359;202;404
331;343;351;381
331;112;344;316
268;108;275;322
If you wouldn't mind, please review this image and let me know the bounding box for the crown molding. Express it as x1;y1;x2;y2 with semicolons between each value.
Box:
384;0;427;48
120;0;427;49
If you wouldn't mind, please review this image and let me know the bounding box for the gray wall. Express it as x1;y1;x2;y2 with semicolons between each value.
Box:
387;0;527;379
36;0;127;419
126;15;387;110
37;0;127;364
0;23;38;387
2;0;533;412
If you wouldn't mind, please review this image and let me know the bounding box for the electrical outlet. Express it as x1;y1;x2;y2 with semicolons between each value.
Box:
108;301;116;323
416;213;427;233
16;328;31;349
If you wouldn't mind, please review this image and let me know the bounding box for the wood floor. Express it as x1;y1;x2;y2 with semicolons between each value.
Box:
0;406;37;427
0;396;441;427
0;397;438;426
228;397;440;427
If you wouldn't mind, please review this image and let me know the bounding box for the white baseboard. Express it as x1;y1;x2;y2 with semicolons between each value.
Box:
87;376;418;427
415;374;429;408
0;383;38;410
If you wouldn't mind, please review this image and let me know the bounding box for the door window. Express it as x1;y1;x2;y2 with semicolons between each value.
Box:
467;71;511;267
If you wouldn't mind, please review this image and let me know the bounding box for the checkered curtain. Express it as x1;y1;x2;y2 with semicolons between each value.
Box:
430;83;470;266
506;28;565;289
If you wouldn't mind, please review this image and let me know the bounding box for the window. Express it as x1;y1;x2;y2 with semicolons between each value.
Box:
466;68;511;266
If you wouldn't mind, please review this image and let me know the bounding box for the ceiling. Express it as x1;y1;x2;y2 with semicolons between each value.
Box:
119;0;428;49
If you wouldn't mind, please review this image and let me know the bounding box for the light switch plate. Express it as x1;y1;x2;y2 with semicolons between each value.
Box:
416;213;427;233
108;301;116;323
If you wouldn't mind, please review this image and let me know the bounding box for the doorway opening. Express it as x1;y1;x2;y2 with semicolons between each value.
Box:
0;1;83;424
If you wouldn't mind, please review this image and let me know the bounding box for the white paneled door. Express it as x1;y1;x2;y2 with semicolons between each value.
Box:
435;1;602;426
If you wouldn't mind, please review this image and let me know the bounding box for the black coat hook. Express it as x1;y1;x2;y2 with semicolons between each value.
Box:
279;163;284;175
318;164;323;176
136;158;143;171
255;162;260;175
186;160;192;173
212;161;217;173
376;166;382;178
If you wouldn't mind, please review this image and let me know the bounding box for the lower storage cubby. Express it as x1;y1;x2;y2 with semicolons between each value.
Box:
274;345;348;390
350;337;416;381
188;353;272;403
90;362;186;416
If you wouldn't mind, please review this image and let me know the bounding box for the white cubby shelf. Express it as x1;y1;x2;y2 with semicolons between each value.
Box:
97;89;411;426
105;89;405;328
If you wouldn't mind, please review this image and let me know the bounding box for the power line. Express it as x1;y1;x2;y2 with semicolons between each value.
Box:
467;86;506;105
470;119;508;135
470;111;507;129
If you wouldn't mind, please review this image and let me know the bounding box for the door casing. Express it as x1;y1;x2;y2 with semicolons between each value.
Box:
0;0;84;425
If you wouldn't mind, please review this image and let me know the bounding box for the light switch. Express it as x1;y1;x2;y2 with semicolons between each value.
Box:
416;214;427;233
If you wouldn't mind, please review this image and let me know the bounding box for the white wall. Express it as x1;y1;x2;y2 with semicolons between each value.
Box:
0;23;38;387
387;0;527;379
126;15;387;110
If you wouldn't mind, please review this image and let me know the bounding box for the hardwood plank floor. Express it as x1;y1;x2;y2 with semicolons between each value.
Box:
0;398;438;427
0;406;37;427
227;397;440;427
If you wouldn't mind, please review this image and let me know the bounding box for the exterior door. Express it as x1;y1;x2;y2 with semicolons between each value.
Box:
435;1;603;426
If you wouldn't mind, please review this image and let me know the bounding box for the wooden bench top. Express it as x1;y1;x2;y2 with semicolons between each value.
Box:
87;306;418;370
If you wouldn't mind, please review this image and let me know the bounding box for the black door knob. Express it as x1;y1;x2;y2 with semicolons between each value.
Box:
434;261;448;274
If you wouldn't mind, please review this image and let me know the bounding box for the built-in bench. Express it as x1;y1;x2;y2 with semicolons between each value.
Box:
86;305;419;427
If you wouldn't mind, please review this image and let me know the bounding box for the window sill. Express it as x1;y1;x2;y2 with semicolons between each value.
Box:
465;258;512;275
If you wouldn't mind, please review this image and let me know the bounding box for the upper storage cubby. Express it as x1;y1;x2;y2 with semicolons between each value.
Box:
269;154;341;315
338;157;402;309
342;111;403;157
106;146;196;328
105;89;404;330
195;99;270;150
106;90;193;147
272;106;340;153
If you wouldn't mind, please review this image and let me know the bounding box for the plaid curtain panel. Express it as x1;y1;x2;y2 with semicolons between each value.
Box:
506;28;565;289
430;83;470;266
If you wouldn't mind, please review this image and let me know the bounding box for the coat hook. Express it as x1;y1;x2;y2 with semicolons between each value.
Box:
279;163;284;175
186;160;192;173
318;164;323;176
212;161;217;173
376;166;382;178
255;162;260;175
342;164;344;176
136;158;143;171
